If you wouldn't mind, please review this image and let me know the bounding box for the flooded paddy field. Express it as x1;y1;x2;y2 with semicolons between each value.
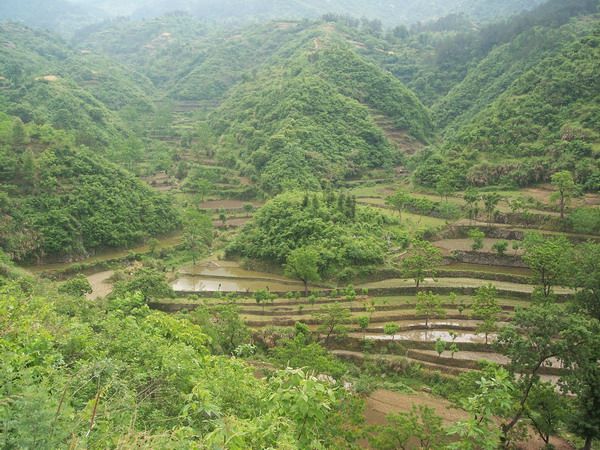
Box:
22;233;183;274
172;260;305;293
361;330;490;344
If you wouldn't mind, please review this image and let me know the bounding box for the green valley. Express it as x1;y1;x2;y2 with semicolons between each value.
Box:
1;1;599;449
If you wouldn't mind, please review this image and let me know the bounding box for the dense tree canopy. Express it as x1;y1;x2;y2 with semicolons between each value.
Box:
0;277;360;448
227;192;402;279
0;113;179;261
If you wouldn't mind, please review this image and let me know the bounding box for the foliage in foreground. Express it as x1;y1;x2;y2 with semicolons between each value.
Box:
0;280;361;449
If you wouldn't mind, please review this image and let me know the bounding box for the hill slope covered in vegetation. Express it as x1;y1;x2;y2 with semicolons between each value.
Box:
0;112;179;262
411;11;600;190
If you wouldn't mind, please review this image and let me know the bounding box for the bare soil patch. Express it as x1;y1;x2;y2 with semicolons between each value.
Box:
200;200;262;210
365;389;467;426
365;389;574;449
85;270;114;300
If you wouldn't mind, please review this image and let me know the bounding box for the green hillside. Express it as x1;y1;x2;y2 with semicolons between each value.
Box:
211;73;393;192
0;23;151;150
1;3;600;450
433;1;600;129
73;15;212;87
3;0;545;34
207;32;431;192
0;112;179;262
412;17;600;190
311;44;433;141
167;22;321;103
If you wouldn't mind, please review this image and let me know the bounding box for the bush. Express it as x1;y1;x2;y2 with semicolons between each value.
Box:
58;274;92;298
270;336;348;378
492;240;509;256
569;208;600;234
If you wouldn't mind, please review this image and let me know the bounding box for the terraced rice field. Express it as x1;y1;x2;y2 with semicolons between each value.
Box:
158;278;556;378
358;277;572;295
199;199;263;210
165;244;572;379
23;232;184;274
433;238;523;254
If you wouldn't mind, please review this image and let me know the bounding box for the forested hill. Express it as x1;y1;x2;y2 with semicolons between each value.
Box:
0;23;153;152
409;0;600;191
76;19;433;191
0;112;179;262
207;30;432;192
0;0;598;262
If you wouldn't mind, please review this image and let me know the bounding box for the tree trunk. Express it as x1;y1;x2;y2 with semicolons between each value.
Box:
501;358;550;444
325;327;333;344
583;436;593;450
303;280;308;297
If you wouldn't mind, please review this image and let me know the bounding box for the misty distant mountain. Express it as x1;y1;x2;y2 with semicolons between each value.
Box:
126;0;546;25
0;0;105;33
1;0;546;34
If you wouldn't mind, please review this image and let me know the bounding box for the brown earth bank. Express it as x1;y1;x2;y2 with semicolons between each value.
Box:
199;199;263;210
364;389;574;450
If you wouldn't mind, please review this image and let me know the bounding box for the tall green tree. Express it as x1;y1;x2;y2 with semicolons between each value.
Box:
269;368;339;447
472;284;501;344
415;291;446;328
401;240;442;290
183;209;213;265
571;241;600;319
482;192;502;226
357;316;370;339
526;382;567;447
522;233;572;297
436;174;455;203
314;302;352;344
447;368;516;450
284;246;321;296
550;171;578;220
496;300;582;444
463;188;480;224
386;190;410;221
